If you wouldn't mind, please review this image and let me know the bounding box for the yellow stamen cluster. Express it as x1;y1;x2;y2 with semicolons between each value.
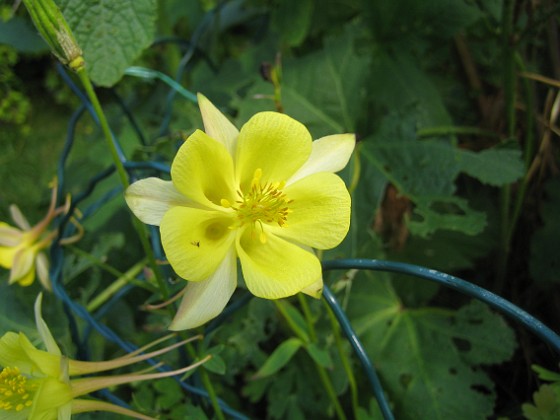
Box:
0;367;36;412
222;169;293;243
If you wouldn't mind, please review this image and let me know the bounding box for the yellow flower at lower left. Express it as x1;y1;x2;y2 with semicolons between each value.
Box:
0;294;209;420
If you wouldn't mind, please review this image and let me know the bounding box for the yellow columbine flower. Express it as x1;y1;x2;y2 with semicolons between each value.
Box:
126;94;355;330
0;294;209;420
0;182;68;291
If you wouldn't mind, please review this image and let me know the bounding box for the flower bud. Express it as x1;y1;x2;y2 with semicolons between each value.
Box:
22;0;84;70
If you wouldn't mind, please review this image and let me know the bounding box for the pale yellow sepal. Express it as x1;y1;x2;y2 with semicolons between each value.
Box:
288;133;356;185
169;248;237;330
125;178;193;226
301;276;324;299
197;93;239;157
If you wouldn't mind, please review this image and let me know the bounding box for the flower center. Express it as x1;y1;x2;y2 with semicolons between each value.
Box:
0;367;37;412
221;169;292;243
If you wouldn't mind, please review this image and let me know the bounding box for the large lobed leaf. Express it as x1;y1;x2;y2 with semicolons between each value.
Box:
59;0;157;87
347;272;516;419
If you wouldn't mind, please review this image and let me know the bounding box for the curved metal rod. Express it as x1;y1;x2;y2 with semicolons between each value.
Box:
323;285;395;420
323;259;560;355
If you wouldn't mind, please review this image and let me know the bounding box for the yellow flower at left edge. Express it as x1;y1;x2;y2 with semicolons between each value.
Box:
0;181;70;291
0;294;210;420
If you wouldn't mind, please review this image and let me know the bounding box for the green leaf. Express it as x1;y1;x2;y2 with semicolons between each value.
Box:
282;27;370;136
59;0;157;86
271;0;313;47
0;282;35;338
533;365;560;383
253;337;304;379
450;301;517;365
347;273;516;419
0;18;48;53
362;139;487;237
203;344;227;375
458;147;525;186
368;51;454;130
364;140;460;196
305;343;333;369
409;196;487;237
523;384;560;420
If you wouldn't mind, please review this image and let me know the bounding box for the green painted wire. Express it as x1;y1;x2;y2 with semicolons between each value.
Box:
124;66;198;104
323;286;395;420
323;259;560;355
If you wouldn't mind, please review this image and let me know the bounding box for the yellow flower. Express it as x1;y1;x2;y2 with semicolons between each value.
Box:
0;184;65;291
0;294;208;420
126;94;355;330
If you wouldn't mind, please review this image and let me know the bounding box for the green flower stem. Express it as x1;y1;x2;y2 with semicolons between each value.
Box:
86;257;148;312
497;0;517;293
75;67;169;301
323;299;359;418
68;245;124;279
416;126;501;139
297;294;317;340
276;299;347;420
199;364;225;420
185;341;225;420
275;300;310;342
506;54;536;246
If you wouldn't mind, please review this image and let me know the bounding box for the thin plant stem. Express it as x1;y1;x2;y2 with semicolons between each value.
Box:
416;126;500;139
200;367;226;420
75;67;169;301
506;54;536;246
297;294;317;340
87;258;148;312
275;299;347;420
323;299;360;418
185;341;225;420
497;0;517;293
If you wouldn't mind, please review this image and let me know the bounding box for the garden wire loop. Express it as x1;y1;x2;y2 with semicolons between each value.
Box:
48;28;560;420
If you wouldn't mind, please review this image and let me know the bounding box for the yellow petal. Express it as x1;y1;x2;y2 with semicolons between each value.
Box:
169;248;237;330
270;172;351;249
235;112;312;191
0;245;17;268
29;377;73;420
125;178;193;226
0;332;61;378
14;267;35;287
34;294;61;356
9;204;31;230
35;253;51;291
236;229;321;299
288;134;355;185
160;206;235;282
0;221;23;247
301;276;324;299
197;93;239;157
9;248;35;285
171;130;237;209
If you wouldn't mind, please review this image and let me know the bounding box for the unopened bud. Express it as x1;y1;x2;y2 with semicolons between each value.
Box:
22;0;84;70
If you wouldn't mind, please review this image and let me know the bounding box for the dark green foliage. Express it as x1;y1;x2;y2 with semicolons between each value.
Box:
3;0;559;418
